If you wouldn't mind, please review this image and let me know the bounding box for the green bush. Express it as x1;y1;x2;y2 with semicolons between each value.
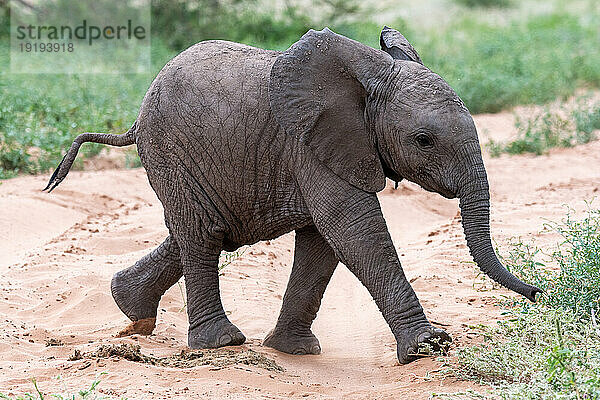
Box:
455;307;600;398
502;207;600;316
449;206;600;398
507;111;572;156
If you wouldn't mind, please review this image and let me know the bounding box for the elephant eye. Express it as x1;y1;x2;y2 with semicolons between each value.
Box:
415;133;434;148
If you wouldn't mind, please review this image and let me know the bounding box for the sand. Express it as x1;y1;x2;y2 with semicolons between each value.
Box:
1;110;599;399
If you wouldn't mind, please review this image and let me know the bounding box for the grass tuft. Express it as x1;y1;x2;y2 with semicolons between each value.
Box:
0;374;124;400
487;99;599;156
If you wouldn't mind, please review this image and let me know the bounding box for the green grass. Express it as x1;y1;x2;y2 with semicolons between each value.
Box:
446;206;600;398
487;98;599;156
0;374;124;400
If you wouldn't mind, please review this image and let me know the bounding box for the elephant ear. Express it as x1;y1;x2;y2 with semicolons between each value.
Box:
269;28;389;193
380;26;423;64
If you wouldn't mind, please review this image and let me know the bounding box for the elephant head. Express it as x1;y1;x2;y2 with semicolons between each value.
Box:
269;27;541;302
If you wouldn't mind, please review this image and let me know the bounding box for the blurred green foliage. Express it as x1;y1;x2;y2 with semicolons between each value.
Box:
421;13;600;114
150;0;374;51
453;0;511;8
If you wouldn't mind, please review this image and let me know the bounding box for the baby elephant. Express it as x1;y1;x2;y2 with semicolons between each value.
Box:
46;26;540;364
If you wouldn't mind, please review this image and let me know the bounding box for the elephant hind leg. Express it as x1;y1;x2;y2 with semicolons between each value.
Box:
112;234;183;336
174;229;246;349
264;224;338;355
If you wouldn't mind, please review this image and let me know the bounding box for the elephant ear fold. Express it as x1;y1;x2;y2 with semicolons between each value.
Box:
269;28;386;193
380;26;423;64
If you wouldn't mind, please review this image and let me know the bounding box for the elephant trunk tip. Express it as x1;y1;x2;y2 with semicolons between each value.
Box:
520;283;543;303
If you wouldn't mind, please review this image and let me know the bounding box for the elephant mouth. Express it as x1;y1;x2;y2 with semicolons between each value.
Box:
438;187;457;199
418;182;456;199
380;156;403;183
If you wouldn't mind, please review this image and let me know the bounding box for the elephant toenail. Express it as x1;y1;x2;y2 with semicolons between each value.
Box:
417;331;431;342
293;348;307;355
311;345;321;354
219;334;232;346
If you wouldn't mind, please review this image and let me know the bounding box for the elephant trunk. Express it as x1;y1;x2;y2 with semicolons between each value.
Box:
457;150;541;302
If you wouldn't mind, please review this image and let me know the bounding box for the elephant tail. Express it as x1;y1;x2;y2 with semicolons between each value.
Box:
43;122;138;193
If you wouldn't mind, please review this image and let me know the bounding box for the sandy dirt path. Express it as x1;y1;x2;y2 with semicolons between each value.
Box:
1;113;599;399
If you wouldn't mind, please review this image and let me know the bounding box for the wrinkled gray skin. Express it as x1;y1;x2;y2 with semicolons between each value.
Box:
46;27;541;364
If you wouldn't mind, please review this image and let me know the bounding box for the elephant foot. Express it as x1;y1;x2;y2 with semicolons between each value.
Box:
188;316;246;349
111;268;162;322
263;328;321;355
396;325;452;364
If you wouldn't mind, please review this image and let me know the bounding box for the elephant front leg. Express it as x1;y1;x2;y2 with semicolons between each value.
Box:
264;224;338;355
111;234;183;336
328;199;451;363
298;174;451;363
331;205;450;363
178;235;246;349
